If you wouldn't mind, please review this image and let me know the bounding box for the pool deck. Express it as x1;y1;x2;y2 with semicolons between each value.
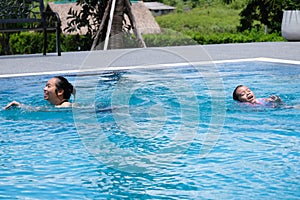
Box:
0;42;300;77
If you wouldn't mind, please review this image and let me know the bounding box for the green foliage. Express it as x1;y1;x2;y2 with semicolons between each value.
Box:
9;32;45;54
237;0;284;32
0;32;92;55
160;0;223;9
0;0;44;54
62;34;93;51
222;0;300;33
64;0;107;40
143;29;284;47
143;30;198;47
44;0;56;4
226;0;247;10
0;0;32;19
191;29;285;44
155;0;286;44
156;5;240;34
0;29;285;56
284;0;300;9
0;0;289;55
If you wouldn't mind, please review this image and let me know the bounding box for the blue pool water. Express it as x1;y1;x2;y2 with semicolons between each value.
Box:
0;61;299;199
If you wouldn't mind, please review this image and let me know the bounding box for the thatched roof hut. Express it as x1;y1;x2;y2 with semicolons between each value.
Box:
46;2;85;35
47;1;161;35
143;2;175;16
130;1;161;34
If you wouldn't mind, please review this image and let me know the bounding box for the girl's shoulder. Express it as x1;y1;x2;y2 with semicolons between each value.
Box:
256;98;269;105
256;97;283;108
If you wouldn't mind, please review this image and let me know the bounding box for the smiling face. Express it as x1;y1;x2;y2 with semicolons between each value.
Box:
43;78;64;105
235;85;257;103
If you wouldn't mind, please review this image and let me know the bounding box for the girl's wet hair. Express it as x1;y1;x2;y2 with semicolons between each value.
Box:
54;76;75;100
232;85;244;101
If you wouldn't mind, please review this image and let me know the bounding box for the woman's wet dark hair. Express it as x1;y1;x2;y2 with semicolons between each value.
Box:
233;85;244;101
54;76;75;101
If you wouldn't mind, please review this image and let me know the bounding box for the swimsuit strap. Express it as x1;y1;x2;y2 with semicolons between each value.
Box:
60;99;69;105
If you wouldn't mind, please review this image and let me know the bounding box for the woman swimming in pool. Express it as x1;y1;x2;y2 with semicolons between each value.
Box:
232;85;282;107
4;76;75;109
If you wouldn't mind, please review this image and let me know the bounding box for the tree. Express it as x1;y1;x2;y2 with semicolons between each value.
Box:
0;0;32;54
223;0;300;33
284;0;300;10
238;0;284;33
64;0;107;48
65;0;145;50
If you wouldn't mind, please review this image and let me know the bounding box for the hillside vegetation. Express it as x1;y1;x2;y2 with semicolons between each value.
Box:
156;3;240;34
150;0;285;45
46;0;284;46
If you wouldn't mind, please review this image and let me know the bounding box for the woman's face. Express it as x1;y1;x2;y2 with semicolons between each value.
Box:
235;86;256;103
44;78;61;105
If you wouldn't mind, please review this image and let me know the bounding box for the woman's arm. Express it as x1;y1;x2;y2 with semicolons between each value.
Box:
4;101;21;110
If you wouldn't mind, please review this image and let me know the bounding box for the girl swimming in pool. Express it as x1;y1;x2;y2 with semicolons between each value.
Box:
232;85;283;107
4;76;75;109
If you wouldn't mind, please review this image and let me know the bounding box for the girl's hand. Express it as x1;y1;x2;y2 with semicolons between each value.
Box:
4;101;21;110
269;95;282;103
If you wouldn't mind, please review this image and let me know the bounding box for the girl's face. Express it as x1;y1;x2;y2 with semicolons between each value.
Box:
235;86;256;103
43;78;62;105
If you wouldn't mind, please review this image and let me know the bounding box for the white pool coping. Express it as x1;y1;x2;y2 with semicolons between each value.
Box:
1;42;300;78
0;57;299;78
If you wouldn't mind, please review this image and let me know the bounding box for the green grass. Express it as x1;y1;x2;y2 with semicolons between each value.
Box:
156;4;241;35
154;1;285;44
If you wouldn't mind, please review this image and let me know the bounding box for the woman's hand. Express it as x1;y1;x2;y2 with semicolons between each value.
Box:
4;101;21;110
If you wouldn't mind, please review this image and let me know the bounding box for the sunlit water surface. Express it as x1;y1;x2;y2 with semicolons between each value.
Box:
0;61;299;199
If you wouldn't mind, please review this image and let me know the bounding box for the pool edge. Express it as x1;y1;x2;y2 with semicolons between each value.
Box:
0;57;299;78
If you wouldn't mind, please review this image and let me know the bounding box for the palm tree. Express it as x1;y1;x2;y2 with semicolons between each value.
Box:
91;0;145;50
65;0;145;50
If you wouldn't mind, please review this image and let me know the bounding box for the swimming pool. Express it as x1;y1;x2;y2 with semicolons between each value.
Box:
0;60;299;199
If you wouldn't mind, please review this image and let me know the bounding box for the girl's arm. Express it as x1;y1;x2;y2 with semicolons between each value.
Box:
268;95;282;103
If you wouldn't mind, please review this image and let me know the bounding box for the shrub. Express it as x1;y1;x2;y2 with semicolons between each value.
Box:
143;30;198;47
190;30;285;44
9;32;44;54
0;32;93;55
0;30;285;55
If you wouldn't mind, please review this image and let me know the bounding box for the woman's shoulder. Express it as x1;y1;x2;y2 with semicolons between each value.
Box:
56;102;72;108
